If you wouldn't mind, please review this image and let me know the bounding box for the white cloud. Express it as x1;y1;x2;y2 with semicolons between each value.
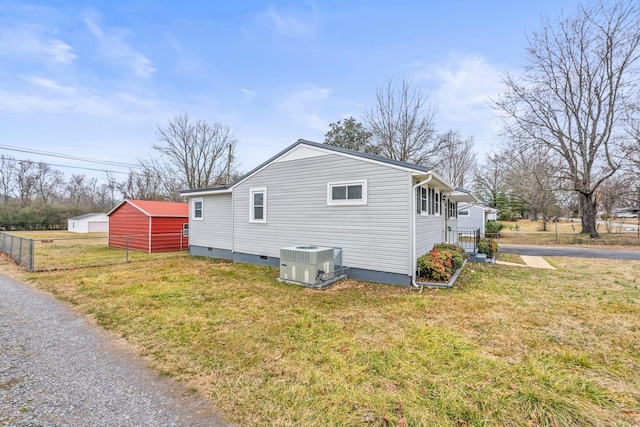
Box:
24;76;76;94
0;24;76;64
240;88;257;105
423;53;505;123
260;5;318;38
84;16;156;78
277;85;332;131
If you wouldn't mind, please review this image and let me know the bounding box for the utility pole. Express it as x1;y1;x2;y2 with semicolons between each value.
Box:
225;143;232;186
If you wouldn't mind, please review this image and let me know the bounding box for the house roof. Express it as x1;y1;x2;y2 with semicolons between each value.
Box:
181;139;439;196
67;213;108;221
107;199;189;217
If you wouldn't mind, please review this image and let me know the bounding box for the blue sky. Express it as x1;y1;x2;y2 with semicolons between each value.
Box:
0;0;583;179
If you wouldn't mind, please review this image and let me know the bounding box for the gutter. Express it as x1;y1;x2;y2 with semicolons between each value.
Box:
411;175;432;290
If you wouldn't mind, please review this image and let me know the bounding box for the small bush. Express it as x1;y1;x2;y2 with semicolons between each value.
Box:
477;238;498;258
485;220;504;238
417;244;466;282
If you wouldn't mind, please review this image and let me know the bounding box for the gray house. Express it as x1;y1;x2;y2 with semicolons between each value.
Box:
458;203;499;236
180;139;475;286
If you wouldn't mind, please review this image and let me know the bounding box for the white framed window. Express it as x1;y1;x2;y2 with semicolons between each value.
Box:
418;186;441;216
250;187;267;223
448;201;458;218
327;180;367;206
459;210;470;216
192;198;203;220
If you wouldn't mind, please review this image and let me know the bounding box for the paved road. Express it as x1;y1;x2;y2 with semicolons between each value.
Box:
0;273;229;427
500;244;640;260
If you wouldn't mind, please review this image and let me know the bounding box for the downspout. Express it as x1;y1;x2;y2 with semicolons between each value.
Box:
411;175;432;290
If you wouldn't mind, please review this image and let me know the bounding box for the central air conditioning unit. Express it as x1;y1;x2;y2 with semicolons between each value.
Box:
279;245;335;286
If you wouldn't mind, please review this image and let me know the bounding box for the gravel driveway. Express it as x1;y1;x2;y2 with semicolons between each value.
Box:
0;272;228;426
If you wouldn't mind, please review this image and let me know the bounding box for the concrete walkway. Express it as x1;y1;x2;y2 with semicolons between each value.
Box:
496;255;556;270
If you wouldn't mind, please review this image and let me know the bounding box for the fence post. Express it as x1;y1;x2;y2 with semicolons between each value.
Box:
126;236;129;263
29;239;34;272
18;236;23;265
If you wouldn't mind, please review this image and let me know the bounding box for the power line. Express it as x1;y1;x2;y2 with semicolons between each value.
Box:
0;155;131;175
0;144;142;169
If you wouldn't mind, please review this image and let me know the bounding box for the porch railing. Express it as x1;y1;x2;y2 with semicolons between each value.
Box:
448;227;481;253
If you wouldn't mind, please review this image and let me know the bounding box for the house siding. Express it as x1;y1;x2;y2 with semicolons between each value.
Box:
415;213;444;257
189;194;232;250
232;153;411;276
458;205;487;235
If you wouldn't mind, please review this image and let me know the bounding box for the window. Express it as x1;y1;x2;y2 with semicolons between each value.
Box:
250;188;267;223
327;180;367;205
418;185;442;216
182;223;189;237
459;210;469;216
447;201;457;218
421;187;428;212
192;198;203;220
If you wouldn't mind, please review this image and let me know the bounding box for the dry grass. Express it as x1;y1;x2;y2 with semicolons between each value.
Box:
497;220;640;248
2;238;639;426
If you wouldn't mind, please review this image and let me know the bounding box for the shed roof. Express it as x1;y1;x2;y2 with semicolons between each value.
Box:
68;213;108;221
107;200;189;217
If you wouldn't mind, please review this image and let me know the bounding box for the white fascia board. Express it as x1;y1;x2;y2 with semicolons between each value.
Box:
180;189;233;197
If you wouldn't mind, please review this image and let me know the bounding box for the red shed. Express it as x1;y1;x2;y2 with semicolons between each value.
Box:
107;199;189;253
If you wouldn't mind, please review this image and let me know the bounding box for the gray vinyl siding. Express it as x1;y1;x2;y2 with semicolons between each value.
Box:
189;193;232;250
416;213;444;257
232;153;411;275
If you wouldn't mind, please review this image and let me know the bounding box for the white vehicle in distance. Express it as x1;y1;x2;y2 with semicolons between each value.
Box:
617;211;639;218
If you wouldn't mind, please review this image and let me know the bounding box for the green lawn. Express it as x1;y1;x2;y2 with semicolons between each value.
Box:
2;246;638;426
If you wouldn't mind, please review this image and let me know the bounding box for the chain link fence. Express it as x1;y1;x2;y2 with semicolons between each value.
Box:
0;232;187;272
0;232;34;271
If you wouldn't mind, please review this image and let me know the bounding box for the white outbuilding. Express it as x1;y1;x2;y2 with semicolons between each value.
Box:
67;213;109;233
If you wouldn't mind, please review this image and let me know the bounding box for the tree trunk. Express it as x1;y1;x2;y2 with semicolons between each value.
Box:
579;192;599;238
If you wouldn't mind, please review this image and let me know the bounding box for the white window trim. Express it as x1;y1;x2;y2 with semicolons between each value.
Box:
192;198;204;221
419;186;441;216
327;179;368;206
249;187;267;223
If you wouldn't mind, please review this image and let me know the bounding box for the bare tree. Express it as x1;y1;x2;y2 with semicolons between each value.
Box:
13;160;37;208
434;130;476;188
597;176;629;232
33;163;64;204
117;169;167;201
473;152;507;209
364;78;440;164
0;155;16;203
504;144;563;230
495;1;640;237
154;114;238;191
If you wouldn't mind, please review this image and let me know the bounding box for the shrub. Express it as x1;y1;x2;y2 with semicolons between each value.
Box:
485;220;504;238
417;244;466;282
477;238;498;258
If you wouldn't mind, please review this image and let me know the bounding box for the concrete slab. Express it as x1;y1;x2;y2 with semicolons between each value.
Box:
520;255;556;270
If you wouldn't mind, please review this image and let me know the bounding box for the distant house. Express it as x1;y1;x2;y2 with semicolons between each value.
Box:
107;199;189;253
67;213;109;233
180;139;476;286
457;203;499;236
